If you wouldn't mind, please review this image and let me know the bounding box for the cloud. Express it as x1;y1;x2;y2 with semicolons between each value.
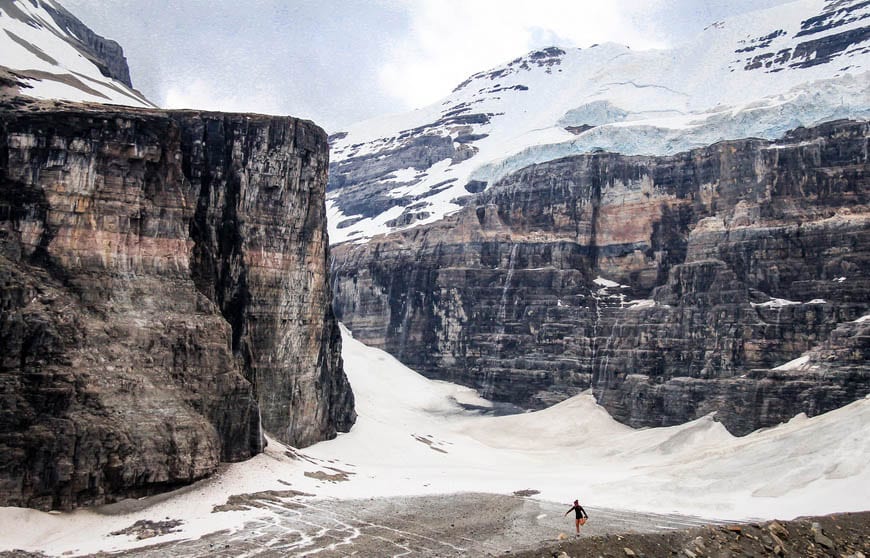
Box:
60;0;797;130
377;0;669;110
61;0;414;131
161;78;285;115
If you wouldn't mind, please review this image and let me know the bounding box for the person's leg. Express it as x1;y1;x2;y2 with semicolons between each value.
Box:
575;519;580;533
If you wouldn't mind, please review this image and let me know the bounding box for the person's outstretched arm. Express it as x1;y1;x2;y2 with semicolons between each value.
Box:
579;505;588;518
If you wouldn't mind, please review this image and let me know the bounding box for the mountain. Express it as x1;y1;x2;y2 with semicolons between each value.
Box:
0;0;154;107
327;0;869;244
329;0;870;434
332;119;870;433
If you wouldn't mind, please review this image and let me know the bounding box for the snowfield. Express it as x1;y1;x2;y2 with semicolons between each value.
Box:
2;326;867;556
0;0;153;107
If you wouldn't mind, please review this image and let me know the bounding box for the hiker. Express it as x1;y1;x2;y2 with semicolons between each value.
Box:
564;499;588;534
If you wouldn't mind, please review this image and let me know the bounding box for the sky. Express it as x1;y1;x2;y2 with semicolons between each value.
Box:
61;0;796;132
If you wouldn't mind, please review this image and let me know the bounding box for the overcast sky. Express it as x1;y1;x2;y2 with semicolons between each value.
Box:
62;0;795;132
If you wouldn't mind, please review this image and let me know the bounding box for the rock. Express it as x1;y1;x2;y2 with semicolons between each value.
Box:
770;532;785;549
328;133;460;222
768;521;789;539
623;547;636;556
683;549;696;558
331;119;869;434
0;97;355;510
811;522;835;548
110;519;183;539
814;532;836;548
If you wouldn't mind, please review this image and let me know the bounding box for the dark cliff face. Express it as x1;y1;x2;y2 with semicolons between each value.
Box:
0;97;355;510
331;119;869;435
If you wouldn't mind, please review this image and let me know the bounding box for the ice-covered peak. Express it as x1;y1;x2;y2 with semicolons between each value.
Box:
0;0;154;107
451;46;569;94
327;0;869;245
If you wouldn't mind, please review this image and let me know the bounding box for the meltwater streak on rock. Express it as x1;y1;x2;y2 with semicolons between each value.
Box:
484;243;520;399
331;119;870;435
0;96;354;510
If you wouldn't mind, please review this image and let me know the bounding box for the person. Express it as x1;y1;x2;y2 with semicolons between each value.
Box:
564;499;588;534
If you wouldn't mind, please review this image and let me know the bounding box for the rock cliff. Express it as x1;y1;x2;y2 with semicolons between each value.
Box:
331;119;869;434
0;96;354;510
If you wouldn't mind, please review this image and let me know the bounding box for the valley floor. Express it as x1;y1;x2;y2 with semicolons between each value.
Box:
1;328;867;556
2;493;867;557
0;492;732;557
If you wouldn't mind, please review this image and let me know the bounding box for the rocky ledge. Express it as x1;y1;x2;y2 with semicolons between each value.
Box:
0;96;355;510
515;511;870;558
331;119;869;434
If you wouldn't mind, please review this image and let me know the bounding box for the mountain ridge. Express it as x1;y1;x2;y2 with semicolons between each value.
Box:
327;0;870;245
0;0;153;108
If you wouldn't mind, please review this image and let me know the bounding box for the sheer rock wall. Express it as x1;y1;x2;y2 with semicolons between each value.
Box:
332;119;869;434
0;98;354;510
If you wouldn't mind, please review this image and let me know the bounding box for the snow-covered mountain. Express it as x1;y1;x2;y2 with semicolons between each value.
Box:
0;0;153;107
327;0;870;244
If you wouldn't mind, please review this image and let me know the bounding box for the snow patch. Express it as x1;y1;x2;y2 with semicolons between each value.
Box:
752;298;801;308
593;276;621;288
772;355;811;371
0;0;154;108
387;167;420;183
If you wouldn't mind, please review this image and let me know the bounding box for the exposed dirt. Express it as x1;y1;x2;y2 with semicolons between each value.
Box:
108;520;184;541
210;489;312;513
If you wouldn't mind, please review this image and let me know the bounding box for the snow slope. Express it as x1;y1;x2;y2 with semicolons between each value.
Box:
328;0;870;244
2;326;867;555
0;0;153;107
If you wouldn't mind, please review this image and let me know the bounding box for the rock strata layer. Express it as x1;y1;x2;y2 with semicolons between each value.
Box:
331;119;869;434
0;97;354;510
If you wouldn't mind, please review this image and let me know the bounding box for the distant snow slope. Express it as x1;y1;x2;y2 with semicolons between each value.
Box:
314;326;870;521
0;0;154;107
2;325;866;555
328;0;870;244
